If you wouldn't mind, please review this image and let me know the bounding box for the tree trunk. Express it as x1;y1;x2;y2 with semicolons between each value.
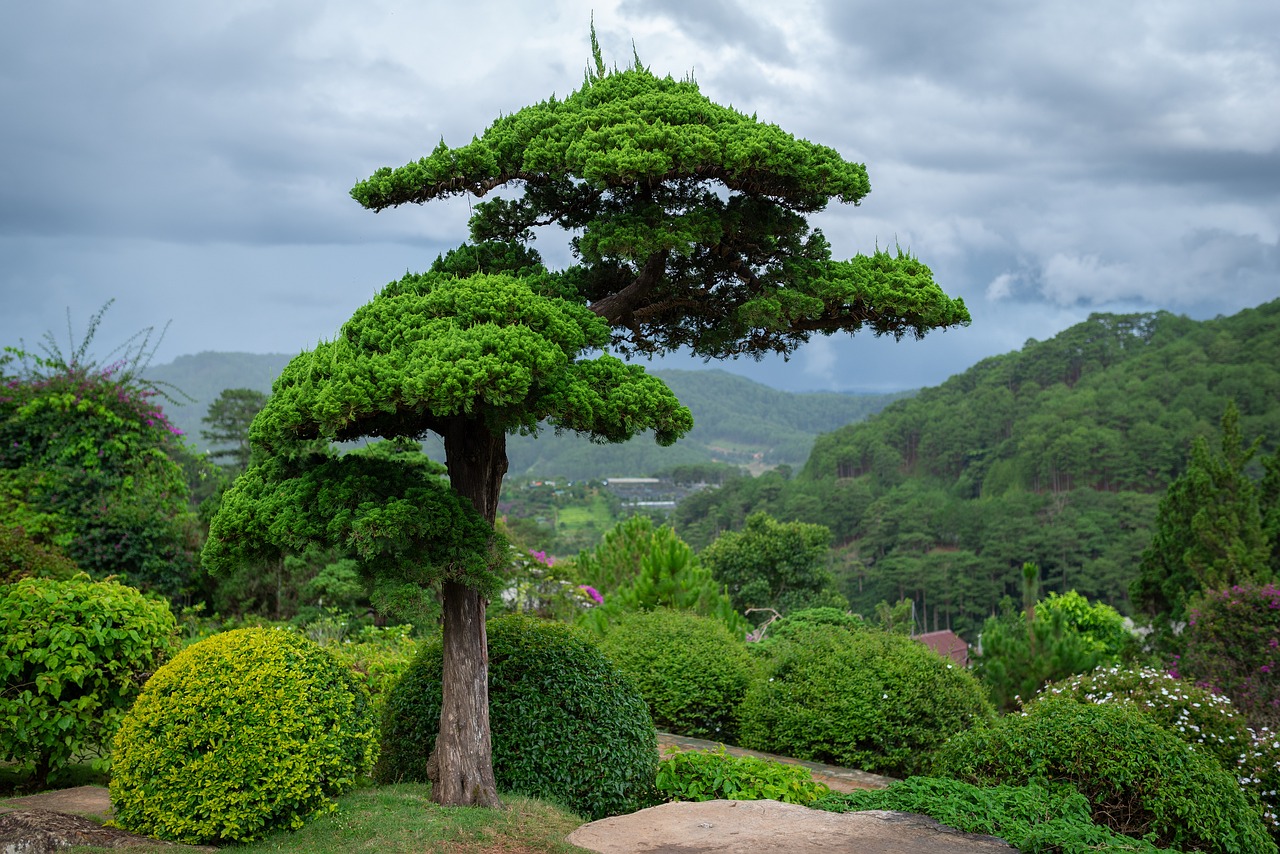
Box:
426;419;508;808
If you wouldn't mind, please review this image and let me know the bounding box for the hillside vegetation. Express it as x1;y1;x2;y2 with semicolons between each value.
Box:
146;355;908;474
676;300;1280;635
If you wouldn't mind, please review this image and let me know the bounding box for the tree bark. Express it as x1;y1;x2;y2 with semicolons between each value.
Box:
426;418;508;808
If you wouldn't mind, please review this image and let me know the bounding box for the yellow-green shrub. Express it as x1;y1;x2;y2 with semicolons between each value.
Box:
110;628;377;844
0;574;175;787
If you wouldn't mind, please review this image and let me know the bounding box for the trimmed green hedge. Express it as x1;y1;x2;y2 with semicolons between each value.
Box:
934;696;1275;854
739;622;992;776
597;609;754;742
110;628;377;844
378;615;658;819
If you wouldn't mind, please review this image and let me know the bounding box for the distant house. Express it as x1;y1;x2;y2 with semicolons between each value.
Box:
914;630;969;667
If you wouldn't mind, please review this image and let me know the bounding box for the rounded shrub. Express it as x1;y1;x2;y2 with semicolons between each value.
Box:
378;615;658;819
764;606;864;643
0;574;175;788
110;628;377;845
738;623;993;776
597;608;754;742
1181;583;1280;730
934;696;1274;854
1036;665;1280;840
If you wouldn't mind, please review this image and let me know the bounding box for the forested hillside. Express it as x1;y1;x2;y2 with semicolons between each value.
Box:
146;355;908;474
676;300;1280;635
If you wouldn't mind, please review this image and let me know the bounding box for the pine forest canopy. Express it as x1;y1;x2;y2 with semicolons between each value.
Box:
675;300;1280;636
208;34;970;810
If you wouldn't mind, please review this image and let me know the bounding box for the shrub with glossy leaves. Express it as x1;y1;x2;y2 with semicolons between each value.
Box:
0;574;175;788
738;623;992;776
597;609;754;742
110;628;377;845
378;615;658;819
934;696;1275;854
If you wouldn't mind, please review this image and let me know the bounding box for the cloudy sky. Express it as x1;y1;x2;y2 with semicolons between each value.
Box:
2;1;1277;393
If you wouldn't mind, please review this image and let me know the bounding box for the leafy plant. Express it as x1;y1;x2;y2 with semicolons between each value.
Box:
0;574;176;788
377;615;659;820
1180;582;1280;730
817;777;1179;853
597;608;755;741
739;622;992;776
110;627;378;844
934;696;1275;854
656;746;829;805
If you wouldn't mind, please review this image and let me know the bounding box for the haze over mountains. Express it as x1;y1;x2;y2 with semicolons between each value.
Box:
145;356;911;477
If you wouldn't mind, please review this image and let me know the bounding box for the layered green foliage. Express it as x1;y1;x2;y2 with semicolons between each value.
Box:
818;777;1179;854
1133;402;1275;623
679;301;1280;632
0;525;78;584
574;516;745;635
656;746;829;805
0;574;176;787
351;63;967;362
0;345;201;598
111;628;377;844
1180;582;1280;730
739;622;992;776
935;696;1274;854
597;609;754;741
205;440;500;617
701;511;844;619
251;272;690;450
377;615;658;820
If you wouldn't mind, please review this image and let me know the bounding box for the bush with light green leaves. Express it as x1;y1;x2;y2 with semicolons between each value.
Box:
656;746;829;805
110;628;377;845
0;574;175;788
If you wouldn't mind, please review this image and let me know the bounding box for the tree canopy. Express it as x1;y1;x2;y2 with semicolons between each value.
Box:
351;62;969;358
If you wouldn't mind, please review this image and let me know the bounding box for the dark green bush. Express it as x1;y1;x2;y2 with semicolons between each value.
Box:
738;623;992;776
817;777;1178;853
934;696;1275;854
110;628;377;844
656;746;829;805
378;615;658;819
1036;665;1280;841
597;608;754;742
0;574;175;788
0;525;78;584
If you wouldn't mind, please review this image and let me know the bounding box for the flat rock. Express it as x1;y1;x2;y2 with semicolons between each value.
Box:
568;800;1017;854
0;808;168;853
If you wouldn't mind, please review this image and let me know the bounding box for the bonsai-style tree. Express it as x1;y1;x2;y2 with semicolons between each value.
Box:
212;34;970;809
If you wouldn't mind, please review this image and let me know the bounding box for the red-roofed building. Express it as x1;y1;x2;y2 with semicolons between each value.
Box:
914;630;969;667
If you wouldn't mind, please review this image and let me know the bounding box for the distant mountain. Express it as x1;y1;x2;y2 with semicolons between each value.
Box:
145;353;910;473
144;352;293;451
675;299;1280;634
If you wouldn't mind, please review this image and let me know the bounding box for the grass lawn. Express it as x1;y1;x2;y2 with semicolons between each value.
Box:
64;783;593;853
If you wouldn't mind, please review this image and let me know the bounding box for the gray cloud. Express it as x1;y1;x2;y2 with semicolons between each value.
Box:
0;0;1277;391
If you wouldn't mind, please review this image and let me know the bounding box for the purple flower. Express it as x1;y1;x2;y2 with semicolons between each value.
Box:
578;585;604;605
